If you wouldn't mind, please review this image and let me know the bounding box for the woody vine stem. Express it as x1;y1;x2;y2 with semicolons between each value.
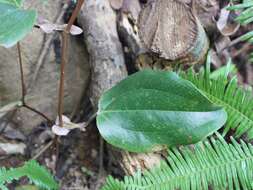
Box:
54;0;85;168
17;42;52;123
58;0;85;127
14;0;86;166
16;1;85;127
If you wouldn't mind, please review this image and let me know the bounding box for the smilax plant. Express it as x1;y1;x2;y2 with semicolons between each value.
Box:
1;0;253;190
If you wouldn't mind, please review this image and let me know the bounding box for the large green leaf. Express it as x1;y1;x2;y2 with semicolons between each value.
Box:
97;70;227;152
0;2;36;48
0;0;23;7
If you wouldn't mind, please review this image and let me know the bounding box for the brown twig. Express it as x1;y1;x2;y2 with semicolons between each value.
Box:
32;140;54;160
232;43;252;58
218;36;243;53
95;136;105;190
53;135;60;173
17;43;52;123
54;0;85;172
57;0;84;127
58;31;68;128
23;104;52;123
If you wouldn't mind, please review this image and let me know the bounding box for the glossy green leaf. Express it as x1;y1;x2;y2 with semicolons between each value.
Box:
97;70;227;152
0;0;23;7
0;3;36;48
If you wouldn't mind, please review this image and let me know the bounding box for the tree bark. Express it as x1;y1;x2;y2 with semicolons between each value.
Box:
78;0;127;105
79;0;218;176
79;0;165;175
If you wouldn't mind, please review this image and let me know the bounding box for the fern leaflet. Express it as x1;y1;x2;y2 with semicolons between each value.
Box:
179;57;253;139
227;0;253;62
101;133;253;190
0;160;58;190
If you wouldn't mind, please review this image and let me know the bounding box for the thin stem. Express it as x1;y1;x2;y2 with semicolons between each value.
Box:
17;43;52;124
23;104;52;124
95;137;104;189
218;36;243;53
57;0;85;127
82;112;97;128
58;31;68;127
32;140;54;160
66;0;84;32
53;136;60;173
17;42;26;104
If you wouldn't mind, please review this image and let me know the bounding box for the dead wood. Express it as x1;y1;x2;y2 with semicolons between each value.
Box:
79;0;127;105
79;0;166;176
78;0;219;176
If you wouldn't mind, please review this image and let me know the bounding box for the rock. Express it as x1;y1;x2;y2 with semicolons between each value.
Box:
0;0;90;132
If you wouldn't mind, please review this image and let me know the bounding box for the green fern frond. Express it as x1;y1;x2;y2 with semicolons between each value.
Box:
22;160;58;190
101;133;253;190
227;0;253;43
0;160;58;190
228;0;253;62
210;61;237;80
179;57;253;139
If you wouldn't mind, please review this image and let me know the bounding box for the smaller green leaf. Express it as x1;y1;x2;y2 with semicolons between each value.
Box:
0;3;36;47
97;70;227;152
